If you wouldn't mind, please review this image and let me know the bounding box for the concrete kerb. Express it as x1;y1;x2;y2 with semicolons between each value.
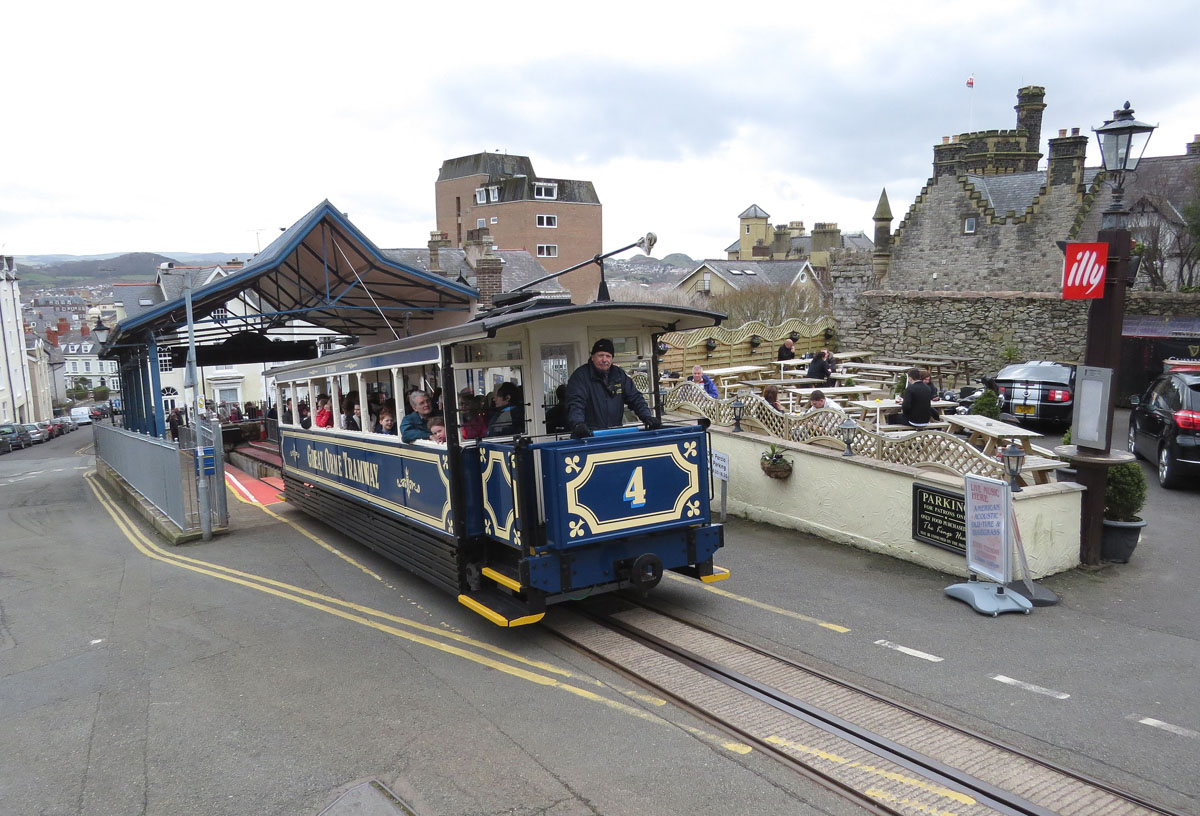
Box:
94;459;228;546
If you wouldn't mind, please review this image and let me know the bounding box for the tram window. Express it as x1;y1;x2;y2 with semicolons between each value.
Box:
455;341;523;364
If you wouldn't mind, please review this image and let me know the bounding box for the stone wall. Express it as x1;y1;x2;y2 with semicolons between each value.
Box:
846;290;1200;375
886;174;1096;293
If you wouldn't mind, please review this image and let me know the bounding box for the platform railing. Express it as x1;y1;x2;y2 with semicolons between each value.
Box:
94;421;227;532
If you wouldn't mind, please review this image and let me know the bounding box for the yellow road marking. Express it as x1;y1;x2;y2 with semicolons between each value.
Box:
766;735;975;807
85;472;750;753
665;572;850;633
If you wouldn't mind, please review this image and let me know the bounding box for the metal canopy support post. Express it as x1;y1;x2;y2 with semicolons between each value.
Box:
147;332;165;439
184;270;212;541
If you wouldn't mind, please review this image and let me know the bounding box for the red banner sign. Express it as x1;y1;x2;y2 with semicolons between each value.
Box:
1062;242;1109;300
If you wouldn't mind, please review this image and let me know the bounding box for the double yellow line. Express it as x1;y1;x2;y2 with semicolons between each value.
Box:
83;471;751;753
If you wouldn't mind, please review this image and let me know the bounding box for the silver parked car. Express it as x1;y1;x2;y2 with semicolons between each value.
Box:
25;423;47;443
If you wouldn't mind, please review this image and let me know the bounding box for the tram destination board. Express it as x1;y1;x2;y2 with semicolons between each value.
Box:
912;484;966;554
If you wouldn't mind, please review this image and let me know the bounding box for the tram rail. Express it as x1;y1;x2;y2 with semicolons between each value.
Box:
547;601;1182;816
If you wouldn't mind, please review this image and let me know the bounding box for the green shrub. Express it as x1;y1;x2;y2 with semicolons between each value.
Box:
1104;461;1147;521
1061;427;1072;445
970;389;1001;419
92;386;110;402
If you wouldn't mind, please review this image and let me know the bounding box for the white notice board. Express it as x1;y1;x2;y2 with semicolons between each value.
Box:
710;450;730;482
964;474;1011;584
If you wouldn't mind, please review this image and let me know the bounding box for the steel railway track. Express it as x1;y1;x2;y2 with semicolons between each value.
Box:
547;600;1182;816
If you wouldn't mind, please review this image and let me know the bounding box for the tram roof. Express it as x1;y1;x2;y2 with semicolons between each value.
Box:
268;299;726;378
103;200;478;354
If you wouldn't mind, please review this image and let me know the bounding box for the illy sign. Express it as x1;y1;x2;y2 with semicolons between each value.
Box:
1062;242;1109;300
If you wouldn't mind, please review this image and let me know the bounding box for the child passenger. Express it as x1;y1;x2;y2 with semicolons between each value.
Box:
374;410;398;435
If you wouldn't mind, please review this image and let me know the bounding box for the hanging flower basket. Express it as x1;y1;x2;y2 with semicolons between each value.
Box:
760;444;793;479
760;461;793;479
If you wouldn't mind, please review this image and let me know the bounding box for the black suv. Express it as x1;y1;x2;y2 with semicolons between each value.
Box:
995;361;1076;426
1129;363;1200;488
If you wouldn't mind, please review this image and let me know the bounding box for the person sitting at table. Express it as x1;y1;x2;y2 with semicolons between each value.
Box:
806;350;831;382
921;371;941;420
806;390;843;413
777;338;795;361
762;385;784;413
690;365;718;398
820;347;838;387
890;369;933;428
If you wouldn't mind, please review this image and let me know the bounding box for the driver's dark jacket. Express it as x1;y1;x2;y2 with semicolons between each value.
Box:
565;361;652;430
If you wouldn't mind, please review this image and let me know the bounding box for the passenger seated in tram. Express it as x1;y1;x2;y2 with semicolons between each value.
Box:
428;415;447;443
485;382;523;437
458;393;487;440
545;384;569;433
342;391;361;431
400;390;434;443
314;395;334;428
374;409;398;435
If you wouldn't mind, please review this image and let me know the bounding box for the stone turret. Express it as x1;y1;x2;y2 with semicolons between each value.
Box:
872;189;893;278
1015;86;1047;172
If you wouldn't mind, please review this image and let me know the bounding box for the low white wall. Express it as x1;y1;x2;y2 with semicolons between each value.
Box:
708;428;1082;579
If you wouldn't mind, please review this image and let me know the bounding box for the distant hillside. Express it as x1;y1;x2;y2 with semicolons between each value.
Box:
605;253;697;284
15;252;239;287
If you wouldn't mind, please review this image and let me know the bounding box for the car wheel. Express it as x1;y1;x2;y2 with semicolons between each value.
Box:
1128;425;1140;460
1158;445;1182;489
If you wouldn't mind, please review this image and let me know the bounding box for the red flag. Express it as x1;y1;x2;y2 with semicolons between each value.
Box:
966;76;975;88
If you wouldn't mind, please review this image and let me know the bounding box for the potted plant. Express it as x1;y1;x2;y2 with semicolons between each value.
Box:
760;444;793;479
1102;460;1147;563
970;389;1002;419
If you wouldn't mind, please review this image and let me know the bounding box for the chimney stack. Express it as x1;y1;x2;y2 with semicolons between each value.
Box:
428;231;451;273
1188;135;1200;155
1047;128;1089;187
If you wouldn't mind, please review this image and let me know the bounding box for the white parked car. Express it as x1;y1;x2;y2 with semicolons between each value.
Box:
70;406;93;425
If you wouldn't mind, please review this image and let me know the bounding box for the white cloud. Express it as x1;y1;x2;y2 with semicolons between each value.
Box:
3;0;1198;262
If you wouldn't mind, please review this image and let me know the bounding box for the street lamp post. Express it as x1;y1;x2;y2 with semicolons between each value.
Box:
1072;102;1155;566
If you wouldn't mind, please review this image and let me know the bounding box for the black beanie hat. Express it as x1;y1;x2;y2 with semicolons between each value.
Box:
591;338;615;355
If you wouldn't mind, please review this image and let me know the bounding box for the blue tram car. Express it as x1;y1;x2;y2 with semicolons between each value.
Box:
269;298;729;626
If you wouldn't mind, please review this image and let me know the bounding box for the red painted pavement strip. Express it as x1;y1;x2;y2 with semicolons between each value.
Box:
224;463;286;505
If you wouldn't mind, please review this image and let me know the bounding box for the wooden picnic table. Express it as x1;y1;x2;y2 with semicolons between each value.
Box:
840;362;913;374
831;350;872;362
847;398;959;416
704;364;768;378
944;414;1042;456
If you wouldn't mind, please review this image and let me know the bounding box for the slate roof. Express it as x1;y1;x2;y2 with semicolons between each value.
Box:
683;259;815;289
438;153;537;182
1126;154;1200;223
113;283;165;319
738;204;770;219
380;248;564;293
965;168;1104;216
437;153;600;204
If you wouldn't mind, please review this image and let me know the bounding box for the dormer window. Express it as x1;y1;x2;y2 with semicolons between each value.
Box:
211;307;229;324
533;183;558;200
139;298;152;306
963;217;977;235
488;186;499;202
475;188;487;204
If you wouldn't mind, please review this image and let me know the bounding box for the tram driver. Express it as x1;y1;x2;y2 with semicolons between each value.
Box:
566;338;661;438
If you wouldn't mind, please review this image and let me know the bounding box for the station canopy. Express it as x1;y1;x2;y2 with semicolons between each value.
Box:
102;200;478;366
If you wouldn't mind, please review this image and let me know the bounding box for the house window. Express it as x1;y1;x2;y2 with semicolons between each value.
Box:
745;225;750;235
490;217;498;224
211;307;229;324
84;361;92;373
533;183;558;200
477;218;486;229
537;244;558;258
963;217;977;235
70;361;78;373
537;214;558;228
158;348;173;372
475;188;486;204
488;186;499;202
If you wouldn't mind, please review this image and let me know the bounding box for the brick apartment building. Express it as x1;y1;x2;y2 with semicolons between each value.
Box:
435;152;602;303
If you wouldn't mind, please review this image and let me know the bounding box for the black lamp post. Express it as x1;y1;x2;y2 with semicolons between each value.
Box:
838;417;858;456
92;316;110;345
1002;441;1026;493
731;396;744;433
1071;102;1156;566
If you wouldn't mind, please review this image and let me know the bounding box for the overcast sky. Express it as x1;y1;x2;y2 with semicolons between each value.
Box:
5;1;1199;264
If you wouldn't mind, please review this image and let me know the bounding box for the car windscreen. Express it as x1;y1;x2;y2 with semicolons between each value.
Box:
997;364;1072;384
